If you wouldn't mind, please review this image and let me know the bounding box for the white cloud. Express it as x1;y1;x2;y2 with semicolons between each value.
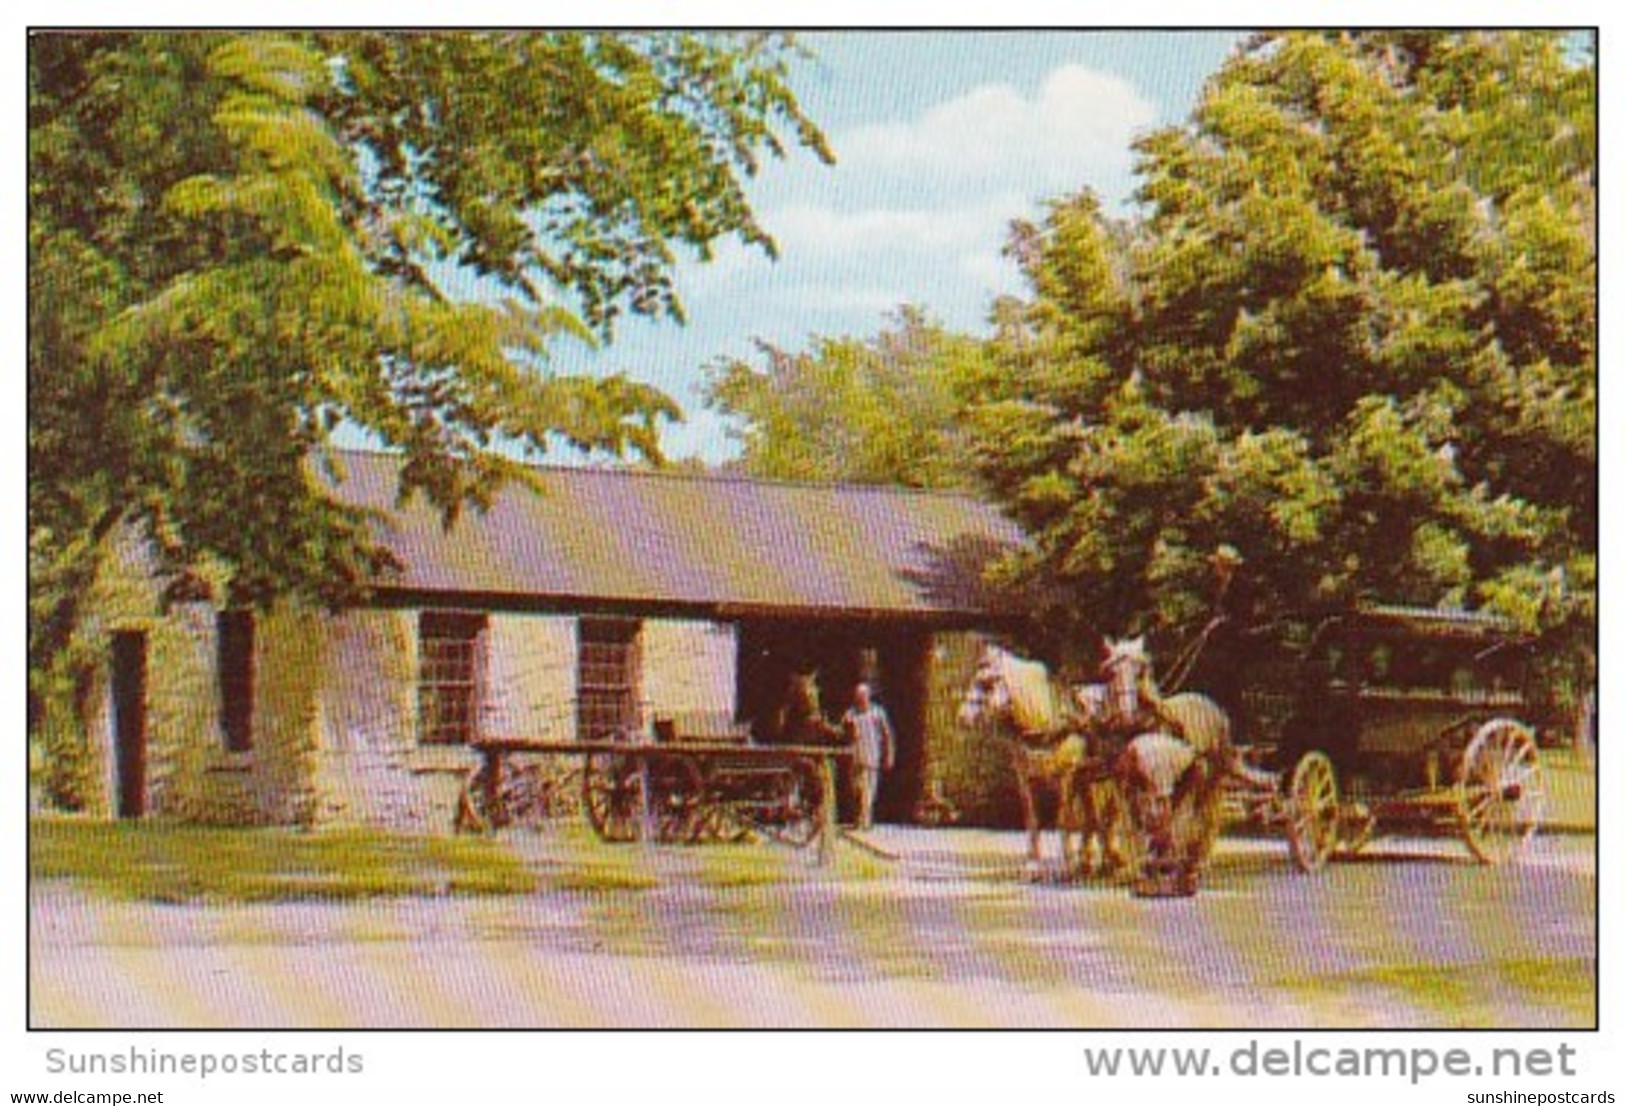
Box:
834;63;1156;201
677;65;1154;317
634;60;1158;409
674;189;1029;342
677;65;1157;325
768;203;993;254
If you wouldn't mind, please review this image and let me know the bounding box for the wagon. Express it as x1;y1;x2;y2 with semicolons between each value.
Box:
579;726;834;849
1242;605;1547;872
454;712;846;860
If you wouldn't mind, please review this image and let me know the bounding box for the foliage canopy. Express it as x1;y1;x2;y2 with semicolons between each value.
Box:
29;31;829;699
703;306;989;489
703;32;1594;712
968;31;1593;679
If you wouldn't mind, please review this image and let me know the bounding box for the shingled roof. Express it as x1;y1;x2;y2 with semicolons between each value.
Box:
329;450;1025;623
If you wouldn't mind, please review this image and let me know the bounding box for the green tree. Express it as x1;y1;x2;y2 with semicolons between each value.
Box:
704;305;989;488
29;31;830;709
970;31;1594;677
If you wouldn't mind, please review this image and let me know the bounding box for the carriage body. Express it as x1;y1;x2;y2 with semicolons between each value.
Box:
1265;605;1545;871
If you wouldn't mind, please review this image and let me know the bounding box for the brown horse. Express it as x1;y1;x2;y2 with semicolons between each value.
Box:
763;670;843;747
956;645;1125;880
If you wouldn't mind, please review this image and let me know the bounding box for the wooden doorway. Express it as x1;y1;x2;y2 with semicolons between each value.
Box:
110;630;148;819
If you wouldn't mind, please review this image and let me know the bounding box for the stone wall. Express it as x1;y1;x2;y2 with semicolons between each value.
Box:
99;601;220;821
309;611;738;830
73;533;320;825
312;609;430;828
76;542;329;826
68;532;169;818
640;619;737;728
66;592;751;830
155;605;326;826
310;610;578;832
484;613;576;740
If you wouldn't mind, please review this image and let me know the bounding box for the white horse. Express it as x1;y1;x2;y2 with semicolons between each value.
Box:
956;645;1125;880
1091;636;1232;893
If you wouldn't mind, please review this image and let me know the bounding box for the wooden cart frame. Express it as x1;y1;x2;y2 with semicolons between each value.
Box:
454;731;849;863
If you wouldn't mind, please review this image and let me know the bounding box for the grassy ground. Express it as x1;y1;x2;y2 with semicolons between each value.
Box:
30;822;1592;1027
1538;745;1596;832
1280;958;1595;1027
29;819;542;902
28;818;886;904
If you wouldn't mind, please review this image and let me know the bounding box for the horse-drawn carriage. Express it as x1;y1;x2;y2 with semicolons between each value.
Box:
1248;604;1545;872
956;603;1547;897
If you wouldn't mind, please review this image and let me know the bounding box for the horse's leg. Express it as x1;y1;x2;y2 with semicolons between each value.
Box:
1015;755;1042;881
1097;779;1127;877
1058;772;1083;880
1113;745;1158;879
1188;752;1226;876
1169;756;1219;892
1068;773;1096;879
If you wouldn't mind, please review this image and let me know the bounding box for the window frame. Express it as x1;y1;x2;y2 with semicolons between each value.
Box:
417;610;489;745
576;617;642;741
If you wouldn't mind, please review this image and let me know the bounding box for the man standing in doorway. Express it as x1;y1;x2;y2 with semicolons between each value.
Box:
842;682;895;830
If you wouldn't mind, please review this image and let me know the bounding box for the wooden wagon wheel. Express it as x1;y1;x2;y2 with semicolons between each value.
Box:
454;763;495;834
669;757;751;844
1287;751;1340;873
763;758;822;848
687;801;736;844
581;753;644;843
455;758;517;834
1186;750;1230;872
1457;718;1544;865
654;754;708;843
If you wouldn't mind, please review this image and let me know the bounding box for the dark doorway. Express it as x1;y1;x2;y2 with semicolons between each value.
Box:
110;630;149;819
875;632;929;824
734;619;928;824
736;620;868;738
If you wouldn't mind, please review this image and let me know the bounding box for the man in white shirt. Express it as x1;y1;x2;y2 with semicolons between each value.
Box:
841;682;896;830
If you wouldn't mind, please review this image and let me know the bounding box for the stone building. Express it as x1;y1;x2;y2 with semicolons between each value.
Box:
75;452;1023;830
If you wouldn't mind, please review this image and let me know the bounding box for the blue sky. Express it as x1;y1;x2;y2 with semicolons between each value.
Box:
448;31;1243;463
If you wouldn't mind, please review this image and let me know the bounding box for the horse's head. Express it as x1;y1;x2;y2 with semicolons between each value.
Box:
784;669;823;720
1100;635;1154;730
957;646;1013;730
776;669;840;745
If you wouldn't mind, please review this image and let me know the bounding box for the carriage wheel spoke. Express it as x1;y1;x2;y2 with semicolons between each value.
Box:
1288;751;1338;874
1458;720;1543;865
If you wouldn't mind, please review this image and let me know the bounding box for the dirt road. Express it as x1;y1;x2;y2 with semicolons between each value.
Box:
28;831;1594;1028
